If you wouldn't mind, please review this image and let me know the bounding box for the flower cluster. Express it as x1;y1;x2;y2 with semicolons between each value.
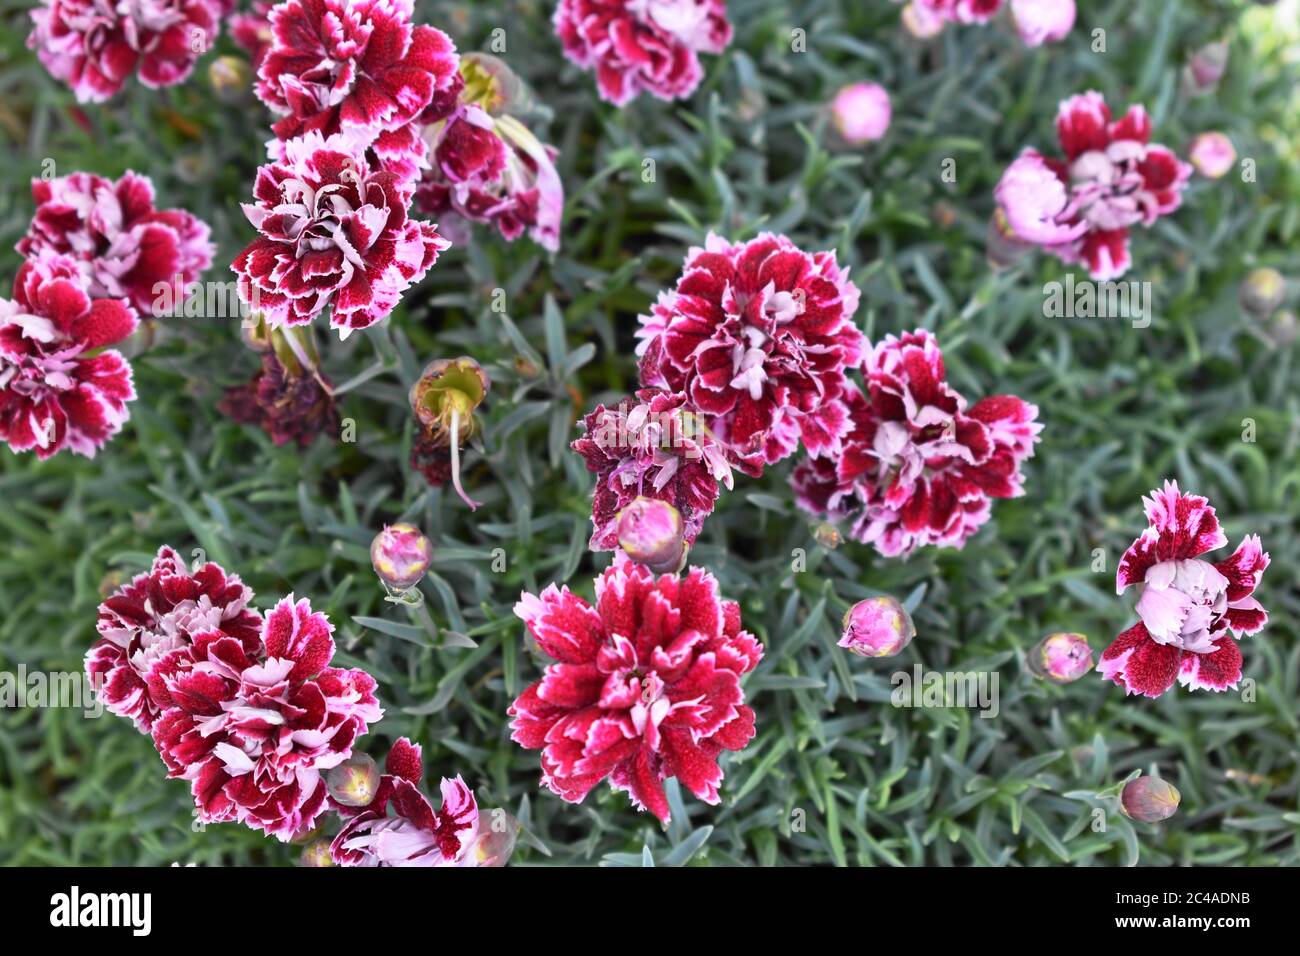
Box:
86;548;383;840
0;255;139;459
233;0;459;334
995;92;1192;280
28;0;222;102
18;172;214;319
1100;482;1269;698
415;55;564;251
571;387;734;550
637;232;865;475
791;330;1041;557
509;553;762;823
554;0;733;106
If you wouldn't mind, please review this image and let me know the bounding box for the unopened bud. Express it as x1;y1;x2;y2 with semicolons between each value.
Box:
1120;776;1181;823
208;55;251;102
617;497;686;574
1183;41;1229;96
370;523;434;592
463;808;519;867
1188;132;1236;179
813;522;841;549
830;82;891;146
325;753;380;808
839;596;915;658
1027;632;1093;683
901;2;944;39
299;840;335;867
1239;267;1286;317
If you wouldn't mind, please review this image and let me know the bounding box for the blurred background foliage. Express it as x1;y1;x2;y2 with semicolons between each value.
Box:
0;0;1297;866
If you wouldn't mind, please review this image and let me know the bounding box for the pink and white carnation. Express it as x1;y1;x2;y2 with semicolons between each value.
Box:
28;0;221;103
570;387;734;550
791;330;1042;558
508;553;762;823
17;171;214;319
0;254;138;459
228;0;275;70
84;545;263;733
914;0;1003;25
1009;0;1075;47
151;594;383;840
416;105;564;252
637;232;864;474
1100;481;1269;698
331;737;480;866
254;0;461;174
994;92;1193;280
231;130;448;336
554;0;732;106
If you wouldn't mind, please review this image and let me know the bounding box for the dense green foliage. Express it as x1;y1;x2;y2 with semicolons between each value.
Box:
0;0;1297;867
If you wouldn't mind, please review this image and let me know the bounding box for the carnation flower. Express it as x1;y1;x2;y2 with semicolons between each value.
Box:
0;254;138;459
554;0;733;106
17;171;214;318
790;330;1042;558
571;388;733;550
1099;481;1269;698
508;553;762;823
914;0;1002;25
228;0;275;70
637;232;864;473
1188;132;1236;179
994;92;1192;280
416;56;564;251
830;82;891;145
330;738;480;866
1009;0;1075;47
28;0;221;103
84;545;262;733
151;594;383;840
232;130;449;336
218;349;340;446
254;0;461;173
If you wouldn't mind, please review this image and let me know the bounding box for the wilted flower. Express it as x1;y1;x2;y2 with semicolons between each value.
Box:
1120;776;1181;823
325;753;381;807
616;497;687;573
508;553;762;823
1027;632;1093;683
571;388;733;549
637;232;864;473
994;92;1192;280
18;171;214;318
791;330;1042;558
830;83;891;145
1188;132;1237;179
151;594;383;840
331;738;482;866
839;596;915;658
1100;481;1269;698
1183;40;1229;96
232;130;449;336
1239;267;1286;317
254;0;461;174
1009;0;1075;47
416;55;564;251
28;0;221;103
84;545;262;733
409;356;489;509
554;0;733;106
218;347;339;447
370;522;434;592
0;254;139;459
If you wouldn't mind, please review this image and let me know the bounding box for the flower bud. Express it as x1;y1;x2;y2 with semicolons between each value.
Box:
299;840;335;867
616;497;686;574
839;596;915;658
1267;309;1297;347
463;808;519;867
324;753;381;808
410;357;490;510
370;523;434;592
1239;267;1286;317
1183;41;1229;96
1188;132;1236;179
208;55;251;102
1027;632;1093;683
986;208;1032;270
1120;776;1181;823
830;82;891;146
1010;0;1076;48
901;2;944;39
813;522;841;549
